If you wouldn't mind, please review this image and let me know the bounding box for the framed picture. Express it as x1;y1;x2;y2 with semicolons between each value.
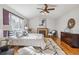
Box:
67;18;75;29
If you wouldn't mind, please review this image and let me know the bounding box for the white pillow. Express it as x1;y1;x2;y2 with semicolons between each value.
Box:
9;36;17;39
16;31;23;37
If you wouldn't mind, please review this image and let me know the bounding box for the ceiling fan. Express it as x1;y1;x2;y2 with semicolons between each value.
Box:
37;4;55;13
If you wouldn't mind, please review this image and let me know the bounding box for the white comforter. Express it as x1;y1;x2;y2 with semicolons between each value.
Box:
8;33;46;49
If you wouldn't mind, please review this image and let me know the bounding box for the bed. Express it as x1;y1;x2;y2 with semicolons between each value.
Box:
8;33;46;50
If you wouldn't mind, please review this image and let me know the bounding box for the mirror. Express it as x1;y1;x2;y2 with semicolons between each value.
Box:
67;18;75;29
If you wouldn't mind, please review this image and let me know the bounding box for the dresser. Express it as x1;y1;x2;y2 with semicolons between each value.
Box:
61;32;79;48
60;32;79;54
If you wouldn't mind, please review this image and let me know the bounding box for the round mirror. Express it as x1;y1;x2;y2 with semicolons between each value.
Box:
67;18;75;29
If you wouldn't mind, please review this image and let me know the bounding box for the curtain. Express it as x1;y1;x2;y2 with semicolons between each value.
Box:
3;9;9;37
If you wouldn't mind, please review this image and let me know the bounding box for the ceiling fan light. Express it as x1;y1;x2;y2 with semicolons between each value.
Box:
41;12;48;16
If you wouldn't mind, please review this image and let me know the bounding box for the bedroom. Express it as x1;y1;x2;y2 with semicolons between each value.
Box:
0;4;79;55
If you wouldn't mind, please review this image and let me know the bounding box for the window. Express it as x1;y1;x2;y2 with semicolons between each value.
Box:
9;13;24;36
3;9;24;37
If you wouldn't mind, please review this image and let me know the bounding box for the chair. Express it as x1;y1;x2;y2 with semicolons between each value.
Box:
0;39;9;54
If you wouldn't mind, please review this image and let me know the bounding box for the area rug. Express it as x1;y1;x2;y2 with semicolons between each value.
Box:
34;38;66;55
16;38;66;55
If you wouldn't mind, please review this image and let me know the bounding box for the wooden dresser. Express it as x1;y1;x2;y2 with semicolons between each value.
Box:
61;32;79;48
54;32;79;55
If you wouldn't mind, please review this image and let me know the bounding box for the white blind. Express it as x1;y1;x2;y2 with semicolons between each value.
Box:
9;13;24;36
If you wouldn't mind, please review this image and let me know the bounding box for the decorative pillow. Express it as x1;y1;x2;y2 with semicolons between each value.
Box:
16;31;23;37
23;31;28;36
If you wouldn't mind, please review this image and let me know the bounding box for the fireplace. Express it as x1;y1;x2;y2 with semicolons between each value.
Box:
37;28;48;37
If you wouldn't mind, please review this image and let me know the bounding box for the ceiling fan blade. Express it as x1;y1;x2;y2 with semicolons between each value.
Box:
40;10;49;13
47;8;55;10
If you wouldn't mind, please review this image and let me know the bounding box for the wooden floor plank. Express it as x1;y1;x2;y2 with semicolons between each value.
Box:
53;37;79;55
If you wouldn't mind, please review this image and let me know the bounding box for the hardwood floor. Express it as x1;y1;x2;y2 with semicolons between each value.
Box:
53;37;79;55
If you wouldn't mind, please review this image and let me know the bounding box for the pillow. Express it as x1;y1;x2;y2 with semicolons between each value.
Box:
23;31;28;36
9;36;17;39
16;31;23;37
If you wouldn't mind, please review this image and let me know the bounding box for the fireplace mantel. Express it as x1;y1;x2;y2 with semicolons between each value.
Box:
37;28;48;37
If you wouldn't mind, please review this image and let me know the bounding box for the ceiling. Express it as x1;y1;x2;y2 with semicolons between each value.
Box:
7;4;79;19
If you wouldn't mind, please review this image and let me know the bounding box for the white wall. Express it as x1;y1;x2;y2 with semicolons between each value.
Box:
29;15;55;33
56;7;79;38
29;6;79;39
0;4;28;38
